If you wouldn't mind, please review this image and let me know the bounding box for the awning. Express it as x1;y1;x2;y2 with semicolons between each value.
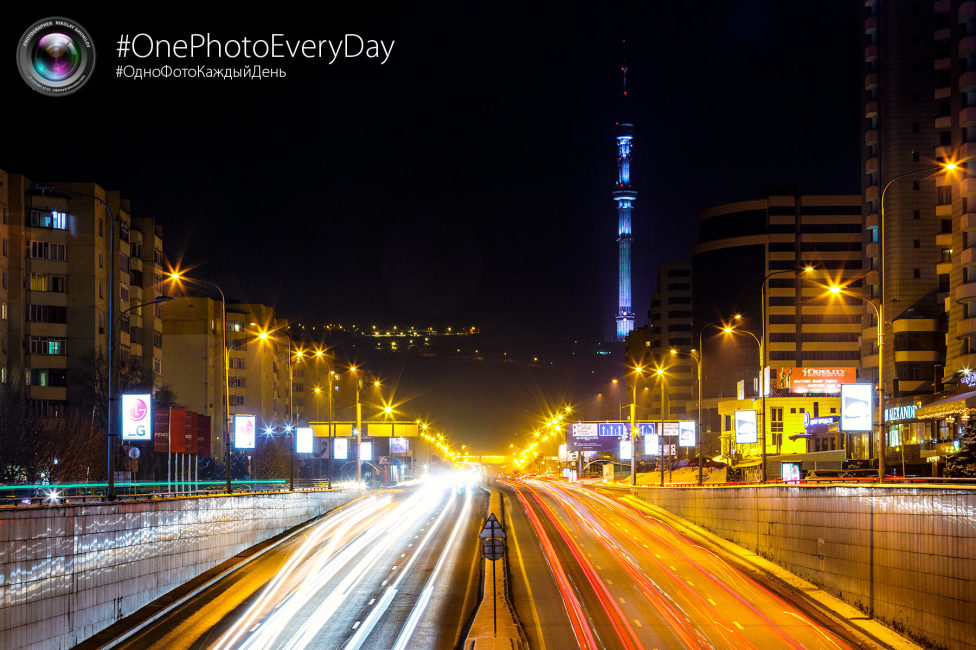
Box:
914;390;976;420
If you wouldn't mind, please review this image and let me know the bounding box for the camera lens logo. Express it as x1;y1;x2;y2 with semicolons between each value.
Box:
17;17;95;97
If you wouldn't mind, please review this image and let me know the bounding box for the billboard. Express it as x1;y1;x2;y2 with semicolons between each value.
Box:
333;437;348;460
678;421;696;447
782;367;856;394
185;411;199;454
296;427;313;453
121;394;151;441
841;383;873;431
169;408;187;453
619;439;632;460
235;415;256;449
360;441;373;462
643;434;660;455
153;409;170;453
197;415;212;457
390;437;409;454
734;409;758;444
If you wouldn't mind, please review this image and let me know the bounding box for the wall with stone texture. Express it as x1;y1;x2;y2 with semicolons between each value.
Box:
0;489;360;649
630;485;976;650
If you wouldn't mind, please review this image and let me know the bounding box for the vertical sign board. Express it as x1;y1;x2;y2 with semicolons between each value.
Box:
153;409;170;453
734;409;758;444
678;421;696;447
235;414;256;449
333;437;348;460
170;408;187;453
296;427;313;454
185;411;199;455
360;441;373;462
619;439;632;460
121;394;152;441
840;383;874;431
197;415;212;456
639;423;657;455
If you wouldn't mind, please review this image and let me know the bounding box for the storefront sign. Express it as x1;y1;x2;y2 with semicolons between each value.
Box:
779;367;856;394
803;413;839;429
884;404;918;422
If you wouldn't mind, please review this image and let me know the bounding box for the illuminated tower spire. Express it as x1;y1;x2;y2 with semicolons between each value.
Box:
613;41;636;341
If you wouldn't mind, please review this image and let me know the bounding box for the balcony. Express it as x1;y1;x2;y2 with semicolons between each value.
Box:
862;326;878;341
862;353;879;369
935;57;952;71
864;100;878;117
893;318;940;333
962;142;976;160
936;145;953;159
957;281;976;302
865;241;879;258
937;203;953;217
864;129;878;145
865;212;878;229
865;184;879;200
937;0;952;12
961;70;976;90
958;317;976;338
864;72;878;90
936;232;953;247
961;107;976;127
962;246;976;267
962;36;976;57
865;44;878;61
937;262;953;276
895;350;939;363
864;16;877;32
960;176;976;196
963;213;976;231
865;157;879;174
961;0;976;21
935;115;952;129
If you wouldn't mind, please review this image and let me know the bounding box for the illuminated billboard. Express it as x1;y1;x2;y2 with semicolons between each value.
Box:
360;441;373;462
678;421;696;447
643;434;660;455
390;437;409;454
121;393;152;441
734;410;758;444
619;439;632;460
234;415;256;449
333;437;348;460
840;383;873;432
296;427;313;453
779;367;856;394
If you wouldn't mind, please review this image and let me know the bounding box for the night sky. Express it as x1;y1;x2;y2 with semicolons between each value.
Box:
3;3;861;450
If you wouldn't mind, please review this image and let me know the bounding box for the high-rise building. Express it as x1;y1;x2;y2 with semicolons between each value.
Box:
4;173;165;417
613;49;636;341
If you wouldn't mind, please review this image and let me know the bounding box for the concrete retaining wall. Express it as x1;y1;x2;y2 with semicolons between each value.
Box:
0;489;360;649
630;485;975;650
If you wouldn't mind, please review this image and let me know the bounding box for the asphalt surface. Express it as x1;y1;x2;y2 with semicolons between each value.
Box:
110;478;485;650
500;478;867;650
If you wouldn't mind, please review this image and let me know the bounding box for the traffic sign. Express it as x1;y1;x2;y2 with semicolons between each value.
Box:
482;537;505;561
478;513;507;539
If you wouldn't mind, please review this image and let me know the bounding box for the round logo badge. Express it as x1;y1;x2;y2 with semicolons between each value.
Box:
127;398;148;421
17;17;95;97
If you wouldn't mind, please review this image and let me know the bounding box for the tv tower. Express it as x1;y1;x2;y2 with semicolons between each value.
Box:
613;42;636;341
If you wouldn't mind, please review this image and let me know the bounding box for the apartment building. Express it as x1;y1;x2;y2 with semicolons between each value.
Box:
3;173;164;417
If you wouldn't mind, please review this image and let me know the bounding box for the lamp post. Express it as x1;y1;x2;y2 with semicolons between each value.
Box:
629;366;644;486
350;365;363;484
670;348;702;485
875;163;957;482
723;323;764;481
695;317;732;481
655;367;667;487
168;272;233;494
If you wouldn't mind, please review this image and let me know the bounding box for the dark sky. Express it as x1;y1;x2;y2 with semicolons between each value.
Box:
3;3;862;450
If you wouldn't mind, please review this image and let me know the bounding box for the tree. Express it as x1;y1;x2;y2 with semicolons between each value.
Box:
945;418;976;478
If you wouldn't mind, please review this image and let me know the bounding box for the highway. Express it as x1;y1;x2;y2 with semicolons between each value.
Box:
500;478;865;650
112;477;485;650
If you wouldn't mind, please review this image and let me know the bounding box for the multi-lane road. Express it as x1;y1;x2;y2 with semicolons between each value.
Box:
109;477;485;649
97;474;892;649
499;478;869;649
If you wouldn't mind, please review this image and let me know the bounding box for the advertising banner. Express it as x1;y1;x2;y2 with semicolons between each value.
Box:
121;394;152;441
678;420;696;447
170;408;187;453
619;439;632;460
785;367;856;394
734;409;758;444
296;427;313;453
153;409;170;453
185;411;199;454
333;437;348;460
643;434;660;455
840;383;873;431
360;441;373;462
235;414;256;449
197;415;212;456
390;437;409;454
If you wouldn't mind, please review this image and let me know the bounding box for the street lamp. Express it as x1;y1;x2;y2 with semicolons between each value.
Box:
168;271;233;494
629;365;644;486
670;348;702;485
722;323;765;481
873;162;958;482
655;367;667;487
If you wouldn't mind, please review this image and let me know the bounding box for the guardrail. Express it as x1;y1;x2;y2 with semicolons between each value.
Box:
0;480;290;506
